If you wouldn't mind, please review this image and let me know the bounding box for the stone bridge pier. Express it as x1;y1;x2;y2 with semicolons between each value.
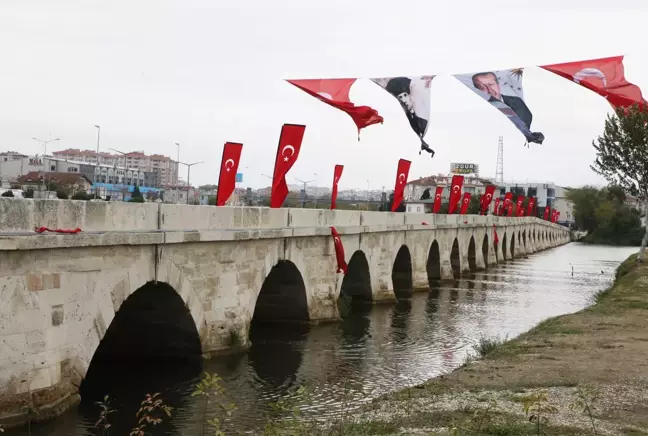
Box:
0;199;570;426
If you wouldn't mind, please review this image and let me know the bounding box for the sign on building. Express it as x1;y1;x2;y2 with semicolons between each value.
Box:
235;173;243;183
450;163;479;175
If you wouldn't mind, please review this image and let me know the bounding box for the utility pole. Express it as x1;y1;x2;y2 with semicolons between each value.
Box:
174;142;180;185
94;125;101;199
495;136;504;184
32;137;60;195
179;161;203;204
295;177;314;208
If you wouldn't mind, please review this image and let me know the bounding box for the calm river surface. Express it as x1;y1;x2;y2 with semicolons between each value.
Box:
12;243;636;435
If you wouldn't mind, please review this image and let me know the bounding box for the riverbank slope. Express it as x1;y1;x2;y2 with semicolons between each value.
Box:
336;255;648;435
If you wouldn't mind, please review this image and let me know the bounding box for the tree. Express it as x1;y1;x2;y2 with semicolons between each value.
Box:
71;191;91;200
467;194;482;215
129;185;145;203
592;105;648;257
1;190;14;197
24;188;34;199
420;188;431;200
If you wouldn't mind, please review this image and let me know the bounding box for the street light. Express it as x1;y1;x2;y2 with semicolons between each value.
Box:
94;125;101;199
174;142;180;184
179;161;203;204
109;148;128;197
32;137;60;194
295;177;314;208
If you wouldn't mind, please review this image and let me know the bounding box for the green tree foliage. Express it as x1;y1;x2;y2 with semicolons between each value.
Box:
24;188;34;198
420;188;431;200
568;185;644;245
1;190;14;197
71;191;91;200
467;193;482;215
129;185;145;203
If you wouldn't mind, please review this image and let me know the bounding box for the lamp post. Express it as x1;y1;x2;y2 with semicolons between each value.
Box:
94;125;101;199
295;177;314;208
179;161;203;204
32;137;60;194
109;148;128;200
174;142;180;185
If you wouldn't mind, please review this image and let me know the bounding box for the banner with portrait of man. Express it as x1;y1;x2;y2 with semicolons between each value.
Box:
454;69;544;145
371;76;435;157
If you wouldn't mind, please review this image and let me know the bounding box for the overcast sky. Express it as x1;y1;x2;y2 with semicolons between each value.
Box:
2;0;647;190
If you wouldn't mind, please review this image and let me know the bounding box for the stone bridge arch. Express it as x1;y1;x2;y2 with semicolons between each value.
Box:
339;250;372;304
392;245;413;299
426;239;441;281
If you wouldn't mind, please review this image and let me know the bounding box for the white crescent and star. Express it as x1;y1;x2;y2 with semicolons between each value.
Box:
224;158;235;172
334;176;339;185
318;92;333;100
282;145;295;162
334;236;341;245
398;173;406;183
435;194;441;200
486;194;492;201
573;67;607;88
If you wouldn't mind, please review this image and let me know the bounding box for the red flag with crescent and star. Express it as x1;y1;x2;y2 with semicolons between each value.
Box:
331;164;344;210
541;56;647;111
526;197;536;217
391;159;411;212
459;192;471;215
507;203;514;217
543;206;550;220
270;124;306;208
286;79;383;135
551;209;558;223
432;186;443;213
481;185;496;215
331;226;348;274
448;175;464;214
216;142;243;206
493;197;501;216
515;195;525;217
502;192;513;216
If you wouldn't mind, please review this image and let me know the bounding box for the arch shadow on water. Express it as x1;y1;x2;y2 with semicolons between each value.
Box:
79;281;203;434
522;230;527;252
502;234;508;261
511;232;516;259
392;245;413;300
450;238;461;278
482;234;489;268
249;260;310;389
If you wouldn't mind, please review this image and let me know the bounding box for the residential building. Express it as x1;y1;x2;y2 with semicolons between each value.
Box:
405;174;491;201
52;149;179;187
163;185;199;204
17;171;92;194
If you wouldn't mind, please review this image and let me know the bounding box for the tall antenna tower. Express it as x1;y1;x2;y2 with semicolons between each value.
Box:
495;136;504;184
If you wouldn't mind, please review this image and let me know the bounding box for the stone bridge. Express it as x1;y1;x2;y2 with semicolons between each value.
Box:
0;198;569;425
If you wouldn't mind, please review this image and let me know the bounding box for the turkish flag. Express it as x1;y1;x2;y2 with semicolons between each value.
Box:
287;79;383;134
432;186;443;213
215;142;243;206
459;192;471;215
515;195;525;217
331;226;348;274
331;164;344;210
493;197;501;216
526;197;536;217
507;204;514;217
448;175;464;214
270;124;306;208
391;159;411;212
551;209;558;223
481;185;496;215
543;206;550;220
541;56;647;111
556;211;561;222
502;192;513;216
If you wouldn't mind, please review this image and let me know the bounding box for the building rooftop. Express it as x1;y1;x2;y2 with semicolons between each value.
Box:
18;171;92;185
53;148;173;161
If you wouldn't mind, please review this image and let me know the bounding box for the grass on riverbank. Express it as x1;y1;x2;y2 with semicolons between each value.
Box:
264;254;648;435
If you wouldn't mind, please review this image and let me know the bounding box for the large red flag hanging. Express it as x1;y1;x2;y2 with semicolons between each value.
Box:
391;159;411;212
270;124;306;208
286;79;383;135
331;227;348;274
448;175;464;214
432;186;443;213
215;142;243;206
507;203;514;217
459;192;471;215
541;56;647;111
502;192;513;216
526;197;536;217
556;211;561;222
551;209;558;223
543;206;550;220
481;185;496;215
515;195;525;217
493;197;501;216
330;165;344;210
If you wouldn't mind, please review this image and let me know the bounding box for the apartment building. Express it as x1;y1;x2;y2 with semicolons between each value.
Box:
52;149;179;187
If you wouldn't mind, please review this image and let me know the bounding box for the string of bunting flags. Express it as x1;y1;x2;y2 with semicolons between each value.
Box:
287;55;646;157
211;55;645;276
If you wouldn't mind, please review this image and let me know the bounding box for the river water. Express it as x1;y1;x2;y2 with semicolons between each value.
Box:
11;243;636;435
